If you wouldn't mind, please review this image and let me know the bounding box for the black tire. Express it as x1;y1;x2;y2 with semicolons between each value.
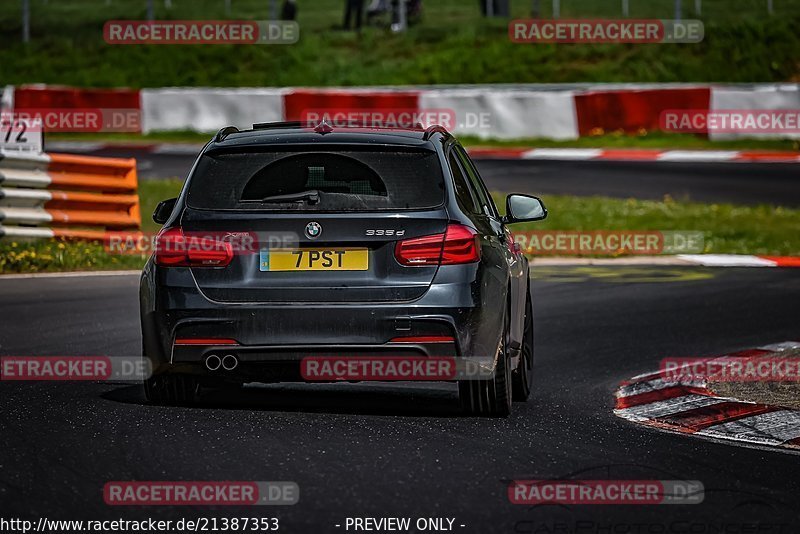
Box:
512;290;534;402
459;305;512;417
144;373;199;406
487;330;513;417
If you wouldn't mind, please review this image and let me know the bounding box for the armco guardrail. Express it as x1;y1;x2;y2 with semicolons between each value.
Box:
0;151;140;240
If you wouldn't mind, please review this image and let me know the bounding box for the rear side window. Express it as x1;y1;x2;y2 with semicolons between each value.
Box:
186;149;445;212
454;146;498;218
448;153;480;215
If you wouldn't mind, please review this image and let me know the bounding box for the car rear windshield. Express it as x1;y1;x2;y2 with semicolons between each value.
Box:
186;148;445;211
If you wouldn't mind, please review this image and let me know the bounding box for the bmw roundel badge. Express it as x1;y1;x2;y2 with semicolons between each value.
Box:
305;221;322;239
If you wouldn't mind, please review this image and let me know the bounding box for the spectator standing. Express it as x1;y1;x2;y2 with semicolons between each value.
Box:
344;0;365;30
281;0;297;20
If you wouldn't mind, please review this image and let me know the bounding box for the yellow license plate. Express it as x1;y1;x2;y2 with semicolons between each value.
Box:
260;248;369;271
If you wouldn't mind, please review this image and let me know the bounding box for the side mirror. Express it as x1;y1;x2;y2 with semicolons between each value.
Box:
503;194;547;224
152;197;177;225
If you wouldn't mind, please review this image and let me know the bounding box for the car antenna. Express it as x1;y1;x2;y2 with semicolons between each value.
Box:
314;119;334;135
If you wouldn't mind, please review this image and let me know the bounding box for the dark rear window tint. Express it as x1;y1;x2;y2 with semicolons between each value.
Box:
448;152;479;215
186;149;445;211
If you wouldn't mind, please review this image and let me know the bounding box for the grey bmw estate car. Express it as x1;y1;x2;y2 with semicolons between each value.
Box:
140;121;547;416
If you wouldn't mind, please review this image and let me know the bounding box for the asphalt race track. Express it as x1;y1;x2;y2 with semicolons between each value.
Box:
477;160;800;207
56;145;800;206
1;266;799;532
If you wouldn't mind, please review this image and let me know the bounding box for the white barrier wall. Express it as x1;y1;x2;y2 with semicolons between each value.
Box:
1;85;13;112
141;88;286;133
15;83;797;141
710;84;800;140
419;89;579;140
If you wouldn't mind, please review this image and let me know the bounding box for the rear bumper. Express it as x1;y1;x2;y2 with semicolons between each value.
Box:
172;342;460;383
140;262;506;377
173;341;457;364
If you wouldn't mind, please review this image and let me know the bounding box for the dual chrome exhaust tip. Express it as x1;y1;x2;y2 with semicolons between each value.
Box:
205;354;238;371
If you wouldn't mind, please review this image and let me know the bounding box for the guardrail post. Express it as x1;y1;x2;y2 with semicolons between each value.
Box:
22;0;30;43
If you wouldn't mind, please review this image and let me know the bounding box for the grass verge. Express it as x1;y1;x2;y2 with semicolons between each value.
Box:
1;0;799;86
1;180;798;273
504;194;800;257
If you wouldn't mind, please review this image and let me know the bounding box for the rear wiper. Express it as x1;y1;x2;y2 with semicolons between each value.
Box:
259;190;320;204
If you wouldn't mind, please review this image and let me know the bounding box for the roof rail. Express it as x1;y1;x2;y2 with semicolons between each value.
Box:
214;126;239;142
252;120;426;132
422;125;450;140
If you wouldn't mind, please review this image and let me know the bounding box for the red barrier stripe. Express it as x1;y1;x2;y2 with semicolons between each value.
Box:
15;85;140;111
466;148;528;159
760;256;800;267
574;88;710;136
597;149;664;160
283;89;420;122
615;385;710;409
738;152;800;162
648;402;779;432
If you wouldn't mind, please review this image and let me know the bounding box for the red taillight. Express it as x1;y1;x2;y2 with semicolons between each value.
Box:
154;227;233;267
440;224;481;264
394;232;445;266
394;224;480;266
